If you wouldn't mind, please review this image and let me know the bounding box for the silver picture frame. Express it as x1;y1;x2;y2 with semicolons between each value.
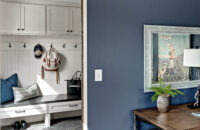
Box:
144;25;200;92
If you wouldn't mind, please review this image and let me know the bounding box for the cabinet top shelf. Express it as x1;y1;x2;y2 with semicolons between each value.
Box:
0;0;81;7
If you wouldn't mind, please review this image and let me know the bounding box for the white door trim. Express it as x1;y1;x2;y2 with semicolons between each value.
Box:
82;0;88;130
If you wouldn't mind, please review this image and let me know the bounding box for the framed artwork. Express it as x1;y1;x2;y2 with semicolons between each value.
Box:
144;25;200;92
157;33;190;82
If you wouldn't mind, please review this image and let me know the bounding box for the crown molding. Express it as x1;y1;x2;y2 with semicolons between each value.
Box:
0;0;81;7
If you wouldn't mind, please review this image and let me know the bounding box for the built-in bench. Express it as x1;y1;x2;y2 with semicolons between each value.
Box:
0;94;81;127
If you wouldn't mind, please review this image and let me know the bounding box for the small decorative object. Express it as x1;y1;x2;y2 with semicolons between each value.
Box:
41;47;60;84
34;44;43;58
149;78;184;112
188;85;200;109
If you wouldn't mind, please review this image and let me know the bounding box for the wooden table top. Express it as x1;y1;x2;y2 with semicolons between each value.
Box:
134;103;200;130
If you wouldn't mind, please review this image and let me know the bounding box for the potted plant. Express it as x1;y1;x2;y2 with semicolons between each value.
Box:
149;78;184;112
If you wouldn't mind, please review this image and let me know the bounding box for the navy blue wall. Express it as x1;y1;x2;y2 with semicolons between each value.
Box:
87;0;200;130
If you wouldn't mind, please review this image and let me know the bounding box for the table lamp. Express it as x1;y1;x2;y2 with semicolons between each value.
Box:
184;48;200;108
183;49;200;80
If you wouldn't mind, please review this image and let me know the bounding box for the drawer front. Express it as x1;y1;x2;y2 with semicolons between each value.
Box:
48;100;81;113
0;104;47;119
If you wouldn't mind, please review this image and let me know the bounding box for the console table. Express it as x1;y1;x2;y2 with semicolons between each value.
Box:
134;103;200;130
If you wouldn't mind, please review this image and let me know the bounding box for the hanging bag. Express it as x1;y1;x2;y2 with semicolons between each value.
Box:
41;47;61;84
69;71;82;88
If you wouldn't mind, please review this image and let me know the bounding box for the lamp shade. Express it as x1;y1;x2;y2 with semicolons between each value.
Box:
183;49;200;67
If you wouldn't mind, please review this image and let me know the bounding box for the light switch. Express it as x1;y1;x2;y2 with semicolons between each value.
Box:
95;69;102;82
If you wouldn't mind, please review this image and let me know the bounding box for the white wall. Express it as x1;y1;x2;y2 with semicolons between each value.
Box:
0;35;82;95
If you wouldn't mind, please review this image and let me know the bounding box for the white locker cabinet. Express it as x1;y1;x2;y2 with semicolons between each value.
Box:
47;6;81;35
70;7;82;34
47;6;70;34
0;2;81;35
21;4;45;34
0;2;21;34
0;2;45;35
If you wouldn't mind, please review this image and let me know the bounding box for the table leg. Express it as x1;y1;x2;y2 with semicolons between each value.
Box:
45;114;51;127
134;114;137;130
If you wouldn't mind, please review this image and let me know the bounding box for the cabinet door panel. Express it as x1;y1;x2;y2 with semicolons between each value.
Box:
0;2;20;34
70;8;81;34
21;4;45;34
47;6;70;34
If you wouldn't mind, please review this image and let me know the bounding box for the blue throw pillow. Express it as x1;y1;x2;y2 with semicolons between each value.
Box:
1;74;18;104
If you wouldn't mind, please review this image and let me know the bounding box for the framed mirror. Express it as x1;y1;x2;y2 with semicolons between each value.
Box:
144;25;200;92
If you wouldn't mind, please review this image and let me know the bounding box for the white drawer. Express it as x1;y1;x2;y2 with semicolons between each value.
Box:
48;100;81;113
0;104;47;119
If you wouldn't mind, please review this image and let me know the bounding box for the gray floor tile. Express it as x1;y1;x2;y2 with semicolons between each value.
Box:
1;117;81;130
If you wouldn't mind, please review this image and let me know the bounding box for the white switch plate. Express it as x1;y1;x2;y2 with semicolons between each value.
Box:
95;69;102;82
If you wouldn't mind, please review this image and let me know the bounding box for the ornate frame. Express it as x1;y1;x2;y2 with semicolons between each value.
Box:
144;25;200;92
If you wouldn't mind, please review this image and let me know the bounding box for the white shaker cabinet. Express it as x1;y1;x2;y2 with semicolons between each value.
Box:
69;7;82;34
47;6;81;35
0;2;45;34
0;2;21;34
47;6;70;34
21;4;45;34
0;2;81;35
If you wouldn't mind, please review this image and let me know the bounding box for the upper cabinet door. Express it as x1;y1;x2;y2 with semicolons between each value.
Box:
47;6;70;34
21;4;45;34
69;7;81;34
0;2;21;34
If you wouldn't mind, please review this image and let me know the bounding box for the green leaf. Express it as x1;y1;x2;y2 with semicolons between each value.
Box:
149;78;184;101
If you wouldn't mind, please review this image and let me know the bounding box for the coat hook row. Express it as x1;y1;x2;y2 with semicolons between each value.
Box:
7;43;79;49
8;42;27;48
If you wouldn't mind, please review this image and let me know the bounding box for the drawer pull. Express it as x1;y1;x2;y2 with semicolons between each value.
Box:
15;110;26;113
69;104;78;107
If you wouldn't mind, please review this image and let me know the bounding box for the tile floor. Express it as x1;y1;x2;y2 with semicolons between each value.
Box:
1;116;82;130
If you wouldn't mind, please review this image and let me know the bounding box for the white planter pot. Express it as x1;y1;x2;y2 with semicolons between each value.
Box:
157;94;171;113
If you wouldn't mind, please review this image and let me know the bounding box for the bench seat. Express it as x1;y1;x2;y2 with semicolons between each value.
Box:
0;94;81;127
1;94;81;108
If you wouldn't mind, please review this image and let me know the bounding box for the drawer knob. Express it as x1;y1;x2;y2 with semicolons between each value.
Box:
15;110;26;113
69;104;78;107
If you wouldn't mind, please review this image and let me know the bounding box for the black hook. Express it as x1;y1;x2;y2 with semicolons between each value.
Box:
63;43;65;48
74;44;78;48
196;46;199;49
23;43;26;48
9;43;12;48
50;44;53;48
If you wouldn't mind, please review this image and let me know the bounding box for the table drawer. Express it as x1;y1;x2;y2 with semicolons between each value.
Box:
48;100;81;113
0;104;47;119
